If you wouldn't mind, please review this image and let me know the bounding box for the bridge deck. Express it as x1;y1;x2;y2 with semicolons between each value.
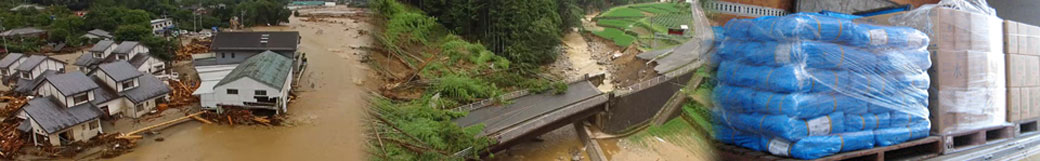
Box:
453;80;606;143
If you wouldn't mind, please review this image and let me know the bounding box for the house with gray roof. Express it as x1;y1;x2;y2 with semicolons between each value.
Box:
75;41;168;78
0;27;46;38
201;31;299;66
74;40;117;71
196;51;293;114
17;72;104;146
10;55;65;88
90;61;171;118
80;29;113;40
0;53;27;83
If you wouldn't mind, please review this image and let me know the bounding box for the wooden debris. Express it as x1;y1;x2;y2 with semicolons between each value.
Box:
123;112;206;136
191;116;214;124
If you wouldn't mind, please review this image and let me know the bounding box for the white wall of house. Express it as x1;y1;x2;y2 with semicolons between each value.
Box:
90;44;117;59
27;115;101;145
24;59;64;80
128;45;148;59
97;98;126;116
36;82;67;105
62;91;94;108
212;77;283;111
278;67;293;113
3;57;25;78
125;97;160;118
95;70;117;91
137;57;164;74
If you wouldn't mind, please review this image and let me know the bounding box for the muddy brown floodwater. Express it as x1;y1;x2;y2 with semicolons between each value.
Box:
110;8;376;161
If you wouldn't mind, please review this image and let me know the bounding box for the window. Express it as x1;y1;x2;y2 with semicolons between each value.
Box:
93;53;103;58
117;55;127;60
1;70;6;75
255;90;267;96
135;104;144;112
73;94;89;104
89;121;98;130
122;80;136;89
227;89;239;94
231;53;235;58
20;72;30;79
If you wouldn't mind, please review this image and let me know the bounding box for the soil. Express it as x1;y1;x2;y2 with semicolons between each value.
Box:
107;6;379;161
549;32;615;92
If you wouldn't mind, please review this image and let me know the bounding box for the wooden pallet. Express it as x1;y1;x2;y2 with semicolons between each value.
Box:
939;125;1015;154
1013;118;1040;137
717;136;942;161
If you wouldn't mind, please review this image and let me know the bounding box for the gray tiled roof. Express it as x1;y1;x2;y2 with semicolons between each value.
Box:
73;53;102;67
98;61;143;82
15;55;46;71
112;41;140;54
211;32;299;51
91;78;120;104
86;29;112;39
129;52;152;69
0;53;24;68
22;96;102;134
45;72;99;95
0;27;45;37
123;74;170;103
89;40;115;52
13;70;57;94
217;51;292;89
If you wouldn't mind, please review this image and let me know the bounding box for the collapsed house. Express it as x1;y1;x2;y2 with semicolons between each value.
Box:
17;72;104;146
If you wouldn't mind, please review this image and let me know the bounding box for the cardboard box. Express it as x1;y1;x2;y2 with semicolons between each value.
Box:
930;87;1007;134
930;50;1007;89
1005;20;1040;122
1006;54;1040;87
857;8;1003;52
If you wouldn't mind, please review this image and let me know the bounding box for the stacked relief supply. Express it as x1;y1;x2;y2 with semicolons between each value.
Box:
1004;20;1040;122
883;0;1008;135
712;13;932;159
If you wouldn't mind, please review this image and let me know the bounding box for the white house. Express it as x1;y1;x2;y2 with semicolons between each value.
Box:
196;51;292;114
74;40;117;71
75;41;168;78
18;72;104;146
10;55;66;94
13;55;65;81
0;53;27;82
150;19;174;36
91;61;171;118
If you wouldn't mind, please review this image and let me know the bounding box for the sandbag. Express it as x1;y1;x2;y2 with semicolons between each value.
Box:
724;13;929;49
716;110;846;141
716;40;931;72
714;84;868;118
761;130;876;159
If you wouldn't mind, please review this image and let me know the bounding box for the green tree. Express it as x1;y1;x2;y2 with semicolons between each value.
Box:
114;25;151;41
486;0;563;66
142;36;176;61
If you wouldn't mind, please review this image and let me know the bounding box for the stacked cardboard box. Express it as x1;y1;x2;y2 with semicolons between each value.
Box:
858;7;1007;135
1004;20;1040;122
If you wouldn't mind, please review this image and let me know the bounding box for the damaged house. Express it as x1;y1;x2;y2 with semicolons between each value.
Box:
195;51;292;114
17;72;104;146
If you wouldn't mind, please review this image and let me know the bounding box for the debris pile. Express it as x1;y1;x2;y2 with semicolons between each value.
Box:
200;107;283;126
175;38;211;61
164;80;200;109
0;96;27;158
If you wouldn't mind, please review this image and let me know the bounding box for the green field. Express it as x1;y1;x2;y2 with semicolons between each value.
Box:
592;28;636;47
589;2;692;49
600;7;646;18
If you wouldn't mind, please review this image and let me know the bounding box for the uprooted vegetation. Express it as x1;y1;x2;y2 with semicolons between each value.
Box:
366;0;568;160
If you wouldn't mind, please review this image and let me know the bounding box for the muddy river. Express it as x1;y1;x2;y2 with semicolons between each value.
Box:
111;9;375;161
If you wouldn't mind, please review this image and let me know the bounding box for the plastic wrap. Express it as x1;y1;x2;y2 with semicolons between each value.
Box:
883;0;1008;134
712;12;932;159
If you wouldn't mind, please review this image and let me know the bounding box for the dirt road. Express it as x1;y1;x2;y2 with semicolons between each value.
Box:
111;8;375;161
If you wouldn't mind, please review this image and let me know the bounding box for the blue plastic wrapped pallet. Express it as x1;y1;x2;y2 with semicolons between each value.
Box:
711;13;932;160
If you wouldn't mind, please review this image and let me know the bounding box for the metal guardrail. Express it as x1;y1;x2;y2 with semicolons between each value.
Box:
704;1;788;17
